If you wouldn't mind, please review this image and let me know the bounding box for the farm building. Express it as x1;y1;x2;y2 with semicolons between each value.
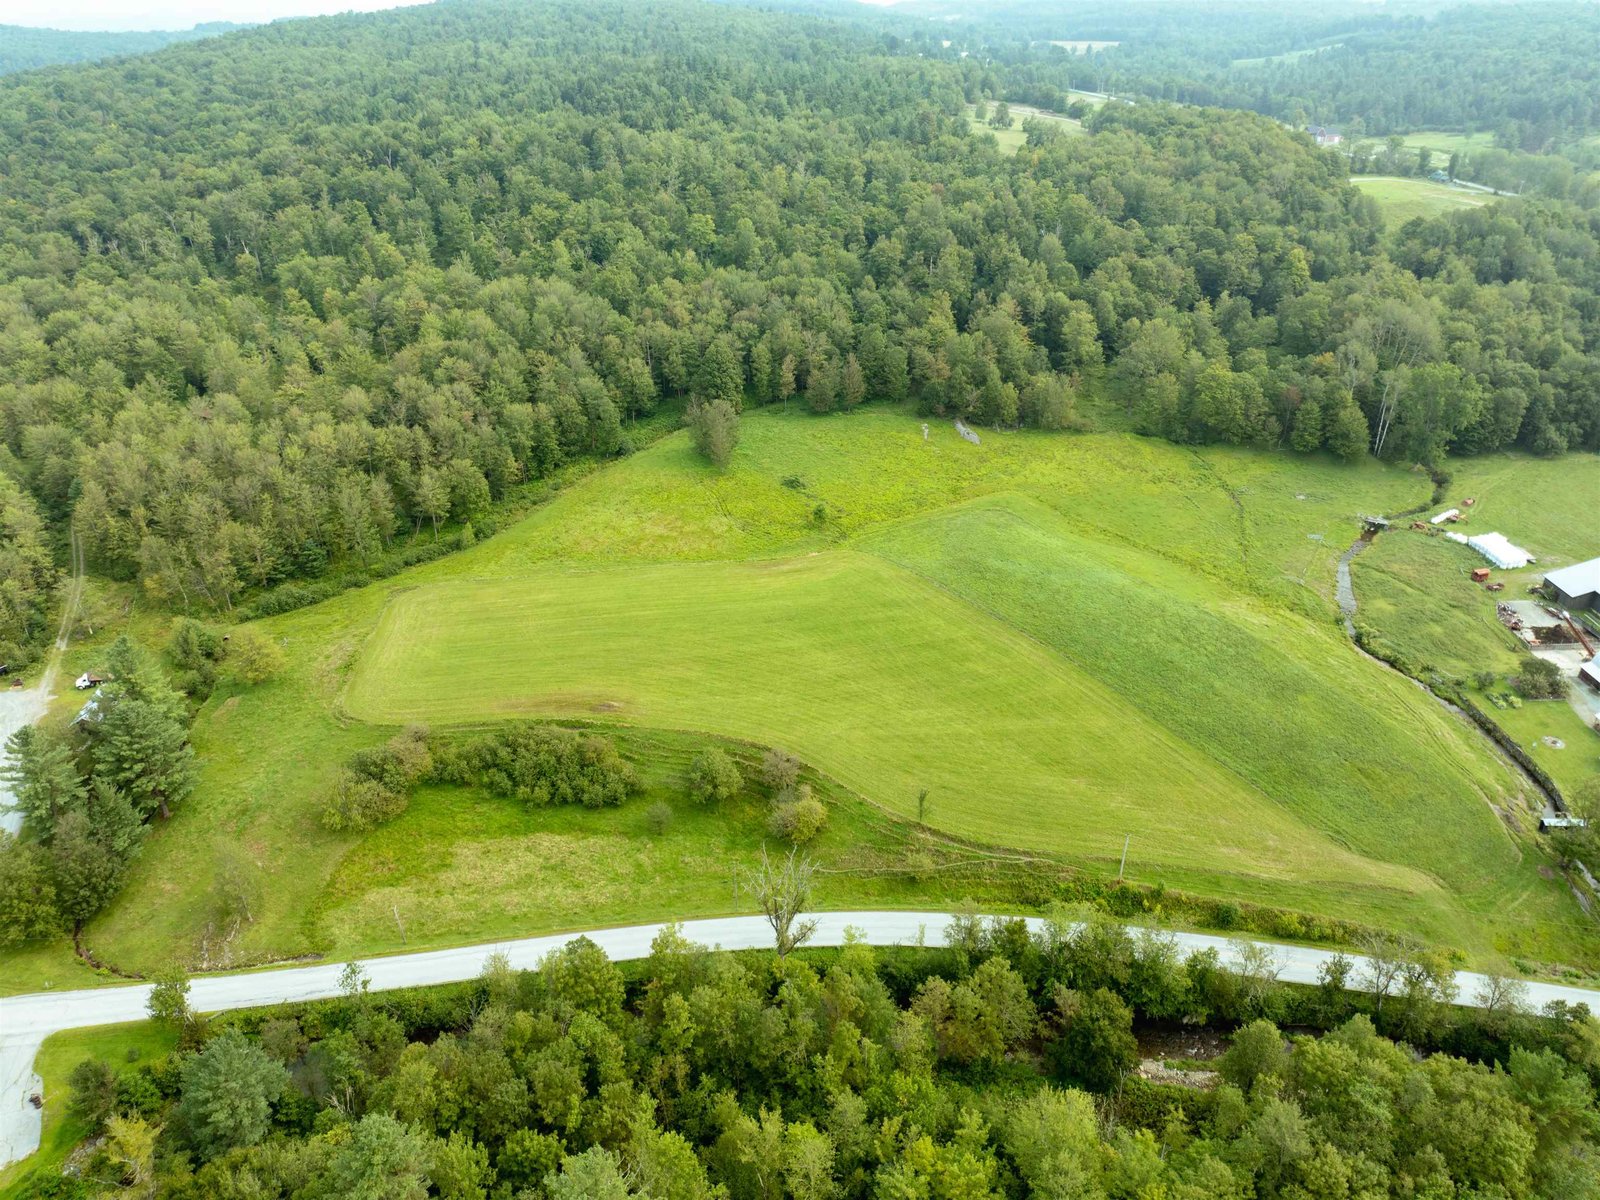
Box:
1308;125;1342;147
1543;557;1600;612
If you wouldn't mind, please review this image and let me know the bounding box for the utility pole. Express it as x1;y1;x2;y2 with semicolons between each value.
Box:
1118;834;1130;880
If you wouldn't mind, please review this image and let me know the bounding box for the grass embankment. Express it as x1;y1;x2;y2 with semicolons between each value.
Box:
1353;175;1491;224
1351;451;1600;800
9;408;1594;997
0;1022;176;1198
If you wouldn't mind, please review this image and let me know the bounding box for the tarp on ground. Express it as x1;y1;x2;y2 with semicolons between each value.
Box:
1466;532;1534;570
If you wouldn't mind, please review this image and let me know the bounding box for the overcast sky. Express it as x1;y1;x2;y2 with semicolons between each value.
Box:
0;0;432;32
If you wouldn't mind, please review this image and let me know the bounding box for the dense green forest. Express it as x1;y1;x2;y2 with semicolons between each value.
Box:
23;917;1600;1199
0;23;238;76
891;0;1600;148
0;0;1598;666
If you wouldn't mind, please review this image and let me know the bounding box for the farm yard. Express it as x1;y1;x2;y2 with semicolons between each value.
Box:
10;407;1597;1000
1352;175;1492;224
1350;451;1600;806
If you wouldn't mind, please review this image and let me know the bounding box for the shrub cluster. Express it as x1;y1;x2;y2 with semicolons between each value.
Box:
433;724;637;809
318;726;432;833
759;747;829;845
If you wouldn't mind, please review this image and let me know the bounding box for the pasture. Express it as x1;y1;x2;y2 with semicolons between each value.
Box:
11;408;1596;995
1352;175;1490;224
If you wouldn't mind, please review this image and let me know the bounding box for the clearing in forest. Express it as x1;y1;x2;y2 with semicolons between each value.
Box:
1353;175;1491;224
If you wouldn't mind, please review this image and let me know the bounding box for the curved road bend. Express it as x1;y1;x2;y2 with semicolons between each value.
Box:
4;911;1600;1168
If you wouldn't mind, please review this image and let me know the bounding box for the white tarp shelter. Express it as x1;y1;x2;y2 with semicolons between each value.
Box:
1465;532;1534;570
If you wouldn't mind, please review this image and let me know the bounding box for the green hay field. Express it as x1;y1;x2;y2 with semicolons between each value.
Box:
346;545;1417;892
12;408;1596;995
1353;176;1491;225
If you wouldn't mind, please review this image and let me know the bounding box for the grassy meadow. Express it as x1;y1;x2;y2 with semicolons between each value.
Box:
8;407;1597;998
1353;176;1491;224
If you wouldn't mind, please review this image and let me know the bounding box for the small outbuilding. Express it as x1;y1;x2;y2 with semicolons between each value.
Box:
1543;557;1600;613
1581;658;1600;691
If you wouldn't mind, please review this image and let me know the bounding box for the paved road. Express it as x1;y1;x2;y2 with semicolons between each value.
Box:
4;911;1599;1169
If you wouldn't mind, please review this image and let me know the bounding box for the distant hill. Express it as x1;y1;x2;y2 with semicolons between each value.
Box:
0;22;242;74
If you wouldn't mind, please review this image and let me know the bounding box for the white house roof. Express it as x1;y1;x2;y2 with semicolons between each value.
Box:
1581;658;1600;689
1544;557;1600;600
1466;532;1534;570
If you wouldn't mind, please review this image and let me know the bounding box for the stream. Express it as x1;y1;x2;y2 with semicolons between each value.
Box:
1337;525;1566;822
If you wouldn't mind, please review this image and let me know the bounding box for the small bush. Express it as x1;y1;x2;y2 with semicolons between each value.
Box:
1512;656;1567;700
645;802;673;835
687;748;742;804
169;618;225;672
226;627;287;685
320;773;408;833
759;748;801;793
318;726;433;832
769;793;828;845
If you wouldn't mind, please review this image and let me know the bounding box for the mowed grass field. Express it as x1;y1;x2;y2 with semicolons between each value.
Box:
15;408;1596;994
1353;176;1491;224
346;546;1415;890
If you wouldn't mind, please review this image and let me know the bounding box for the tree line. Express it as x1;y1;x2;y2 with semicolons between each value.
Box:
24;911;1600;1199
920;0;1600;151
1;0;1599;658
